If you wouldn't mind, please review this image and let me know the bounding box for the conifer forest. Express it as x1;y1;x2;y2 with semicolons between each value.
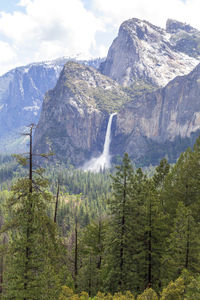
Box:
0;129;200;299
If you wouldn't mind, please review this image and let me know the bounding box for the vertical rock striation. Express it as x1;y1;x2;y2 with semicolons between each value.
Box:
33;62;129;166
100;18;198;87
112;63;200;164
0;57;105;153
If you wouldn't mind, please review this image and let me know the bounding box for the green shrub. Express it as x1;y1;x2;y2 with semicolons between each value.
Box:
160;277;185;300
137;288;158;300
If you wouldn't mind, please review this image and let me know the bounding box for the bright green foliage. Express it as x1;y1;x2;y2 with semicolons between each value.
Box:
180;270;200;299
184;275;200;299
112;291;133;299
94;291;106;299
123;291;135;299
94;292;113;300
137;288;158;300
59;286;74;299
79;291;89;300
59;286;80;300
160;277;185;300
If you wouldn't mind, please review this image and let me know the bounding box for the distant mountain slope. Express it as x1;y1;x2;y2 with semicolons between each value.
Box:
33;61;129;166
33;60;200;167
33;18;200;167
166;19;200;58
100;18;198;87
2;17;200;166
112;63;200;165
0;57;104;153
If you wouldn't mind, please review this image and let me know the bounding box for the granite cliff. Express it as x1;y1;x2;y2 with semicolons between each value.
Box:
2;17;200;167
33;61;128;166
166;19;200;58
112;63;200;164
33;18;200;167
100;18;198;87
34;60;200;167
0;57;104;152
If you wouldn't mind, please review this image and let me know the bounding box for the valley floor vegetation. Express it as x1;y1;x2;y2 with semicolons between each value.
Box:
0;136;200;299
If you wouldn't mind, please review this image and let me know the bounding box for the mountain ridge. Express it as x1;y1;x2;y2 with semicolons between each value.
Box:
0;57;105;153
33;61;128;166
34;59;200;166
100;18;199;87
111;62;200;164
1;17;200;167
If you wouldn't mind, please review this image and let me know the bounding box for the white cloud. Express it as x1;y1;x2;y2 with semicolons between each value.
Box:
0;41;17;74
0;0;200;75
90;0;200;62
96;45;108;57
0;0;104;75
91;0;200;30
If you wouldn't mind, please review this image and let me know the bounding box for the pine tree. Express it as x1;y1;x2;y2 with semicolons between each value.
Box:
159;138;200;283
77;218;106;296
162;202;200;283
1;125;61;299
125;167;147;293
161;144;200;222
147;159;170;290
104;153;134;293
129;160;169;292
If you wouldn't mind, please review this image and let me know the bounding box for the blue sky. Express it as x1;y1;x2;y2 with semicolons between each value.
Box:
0;0;28;14
0;0;198;75
0;0;19;12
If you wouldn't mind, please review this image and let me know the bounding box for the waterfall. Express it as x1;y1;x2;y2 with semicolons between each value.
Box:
83;113;117;172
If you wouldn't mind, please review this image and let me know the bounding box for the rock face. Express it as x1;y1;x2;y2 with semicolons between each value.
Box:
112;63;200;164
3;17;200;167
34;60;200;167
33;18;200;167
166;19;200;59
33;61;128;166
100;18;198;87
0;57;104;152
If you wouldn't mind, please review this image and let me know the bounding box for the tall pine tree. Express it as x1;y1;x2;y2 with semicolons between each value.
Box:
1;125;61;299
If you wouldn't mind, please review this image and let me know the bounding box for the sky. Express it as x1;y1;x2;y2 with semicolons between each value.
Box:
0;0;199;75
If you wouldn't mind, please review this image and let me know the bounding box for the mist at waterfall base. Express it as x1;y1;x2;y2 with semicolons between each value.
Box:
82;113;117;173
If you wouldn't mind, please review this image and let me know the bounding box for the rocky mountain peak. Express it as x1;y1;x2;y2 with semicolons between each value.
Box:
33;60;130;166
166;20;200;59
54;61;129;113
166;19;198;34
100;18;198;87
120;18;165;42
112;61;200;165
0;57;105;153
32;17;200;168
62;61;118;90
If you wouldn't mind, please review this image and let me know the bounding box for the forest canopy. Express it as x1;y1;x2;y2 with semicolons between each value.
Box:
0;136;200;299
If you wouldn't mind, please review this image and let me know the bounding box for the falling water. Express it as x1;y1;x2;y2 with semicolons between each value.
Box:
83;113;117;172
